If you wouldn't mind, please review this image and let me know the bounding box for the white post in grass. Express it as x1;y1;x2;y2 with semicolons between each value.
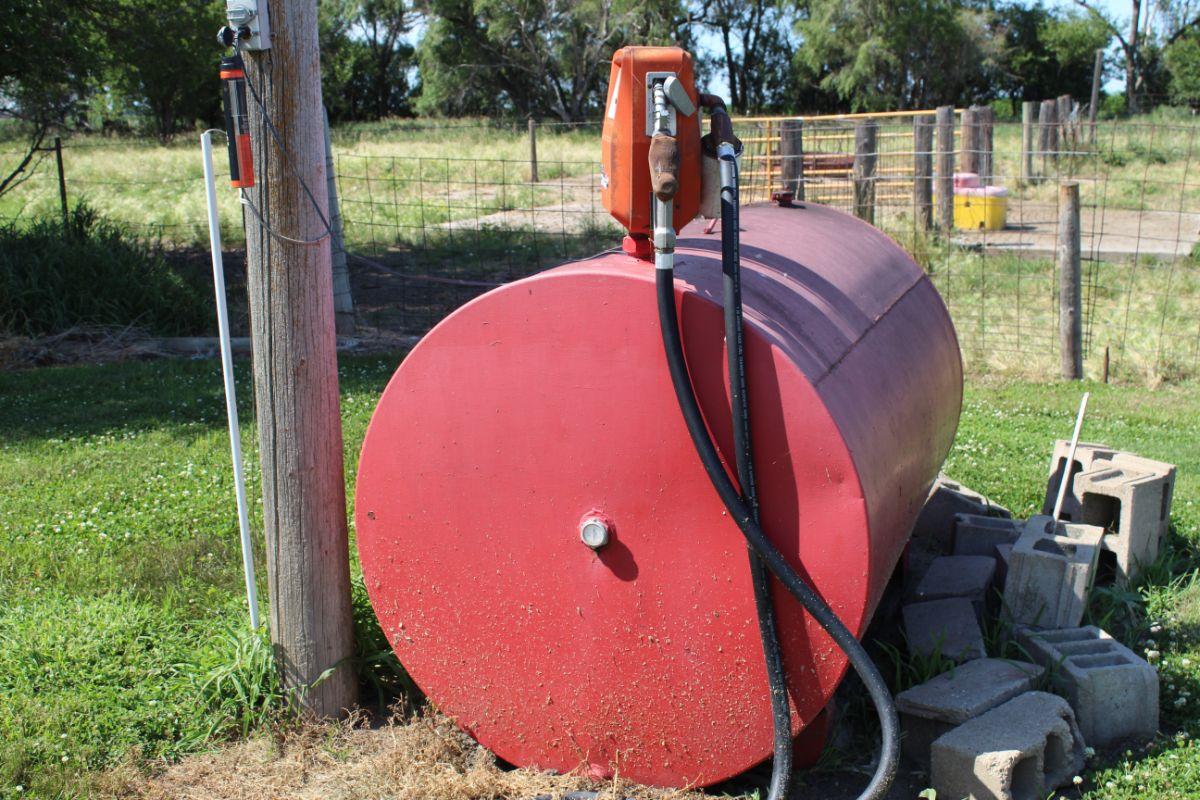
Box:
1052;391;1091;521
201;130;261;630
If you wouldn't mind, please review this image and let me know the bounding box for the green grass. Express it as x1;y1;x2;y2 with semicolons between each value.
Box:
1;354;1199;797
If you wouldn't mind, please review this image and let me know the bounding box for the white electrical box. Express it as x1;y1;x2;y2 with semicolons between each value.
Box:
227;0;270;50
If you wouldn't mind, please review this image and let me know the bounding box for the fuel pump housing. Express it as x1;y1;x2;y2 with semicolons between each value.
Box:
600;47;701;237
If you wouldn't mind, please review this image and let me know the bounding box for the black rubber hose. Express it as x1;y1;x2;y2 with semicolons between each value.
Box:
655;266;900;800
720;155;794;800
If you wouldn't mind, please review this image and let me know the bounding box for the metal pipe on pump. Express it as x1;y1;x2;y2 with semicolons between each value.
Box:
355;45;961;798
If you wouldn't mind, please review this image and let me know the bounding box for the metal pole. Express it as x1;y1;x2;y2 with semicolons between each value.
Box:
54;136;68;232
1052;392;1091;521
201;131;261;631
780;118;804;200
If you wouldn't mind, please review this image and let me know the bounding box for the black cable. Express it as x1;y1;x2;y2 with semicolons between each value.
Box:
656;262;900;800
719;153;794;800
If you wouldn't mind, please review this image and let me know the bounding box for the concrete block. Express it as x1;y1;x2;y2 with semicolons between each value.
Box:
903;598;986;663
1003;516;1102;629
1016;626;1159;748
1075;463;1173;583
1041;440;1120;519
914;555;997;622
913;474;1012;552
932;691;1085;800
994;542;1014;587
896;658;1044;766
953;513;1024;557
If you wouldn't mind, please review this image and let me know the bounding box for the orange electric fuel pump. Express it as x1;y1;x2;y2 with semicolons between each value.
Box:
600;47;702;253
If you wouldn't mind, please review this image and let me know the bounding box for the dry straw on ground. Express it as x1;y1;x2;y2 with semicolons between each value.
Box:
100;710;715;800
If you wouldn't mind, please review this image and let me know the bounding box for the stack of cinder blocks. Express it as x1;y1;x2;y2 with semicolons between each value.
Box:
898;440;1174;799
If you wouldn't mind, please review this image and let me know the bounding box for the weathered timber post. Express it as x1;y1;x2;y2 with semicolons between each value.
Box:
1021;101;1037;182
1089;50;1103;144
780;119;805;200
242;0;357;717
1057;94;1073;152
961;106;981;175
913;115;934;230
936;106;955;231
323;107;355;336
1039;99;1058;171
1058;181;1083;380
979;106;994;186
853;121;878;224
528;117;539;183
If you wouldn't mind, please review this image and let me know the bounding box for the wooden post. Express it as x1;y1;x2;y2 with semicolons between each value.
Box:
528;117;539;183
1089;49;1103;144
1021;101;1036;183
936;106;955;231
324;108;355;336
1039;99;1058;170
853;121;877;224
1058;181;1083;380
913;115;934;230
979;106;994;186
1057;94;1072;152
779;119;805;200
54;136;68;232
961;106;980;175
242;1;356;718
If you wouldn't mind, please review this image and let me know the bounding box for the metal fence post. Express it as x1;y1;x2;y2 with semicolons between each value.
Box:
936;106;955;231
853;121;877;224
528;117;539;183
780;118;804;200
913;115;934;230
1021;101;1036;182
1058;181;1083;380
54;136;69;232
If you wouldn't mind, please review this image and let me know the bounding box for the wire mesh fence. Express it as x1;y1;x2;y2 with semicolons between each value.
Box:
1;113;1197;382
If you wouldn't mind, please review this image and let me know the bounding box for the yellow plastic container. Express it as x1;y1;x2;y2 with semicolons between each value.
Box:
953;193;1007;231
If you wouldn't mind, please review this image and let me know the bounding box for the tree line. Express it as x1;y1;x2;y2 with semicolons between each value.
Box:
2;0;1199;147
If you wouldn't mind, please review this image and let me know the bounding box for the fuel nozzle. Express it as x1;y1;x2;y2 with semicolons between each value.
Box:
220;54;255;189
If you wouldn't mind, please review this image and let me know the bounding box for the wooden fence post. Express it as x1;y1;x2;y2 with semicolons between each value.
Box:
1021;101;1036;182
54;136;69;232
323;108;355;336
913;115;934;230
779;119;805;200
1058;181;1083;380
1057;94;1073;152
1089;49;1103;144
1039;99;1058;171
242;0;357;718
936;106;955;231
961;106;980;175
853;121;878;224
528;117;539;183
979;106;994;186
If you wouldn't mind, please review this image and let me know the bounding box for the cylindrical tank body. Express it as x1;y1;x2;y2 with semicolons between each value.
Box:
355;202;962;788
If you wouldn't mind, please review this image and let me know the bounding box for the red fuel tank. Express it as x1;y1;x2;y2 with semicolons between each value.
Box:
355;202;962;788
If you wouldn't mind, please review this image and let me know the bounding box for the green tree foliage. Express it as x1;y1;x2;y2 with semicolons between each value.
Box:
1165;30;1200;108
103;0;226;141
694;0;797;113
995;5;1112;109
795;0;998;111
321;0;417;121
415;0;690;120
